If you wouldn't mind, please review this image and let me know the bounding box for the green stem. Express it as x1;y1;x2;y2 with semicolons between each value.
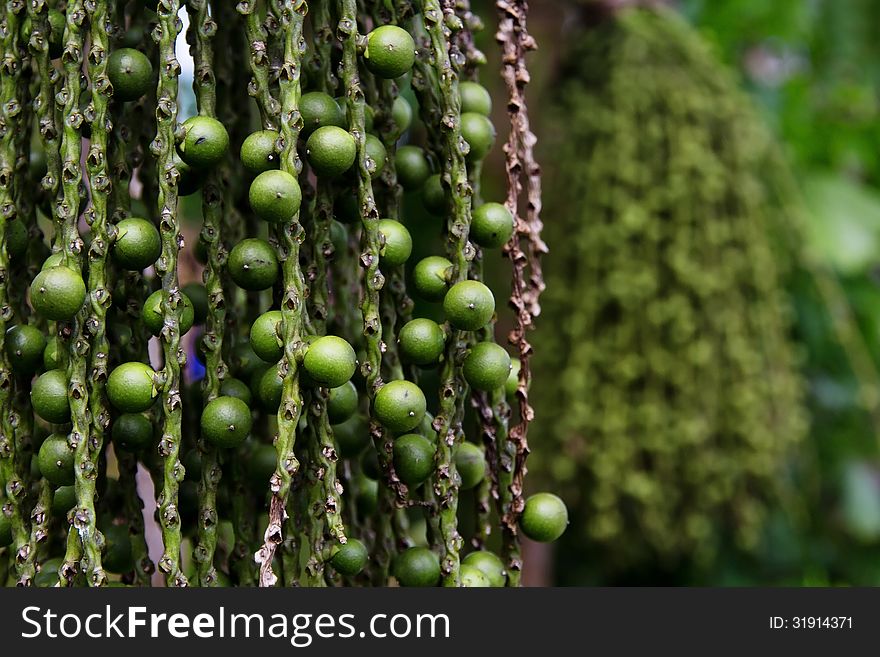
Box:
238;0;281;130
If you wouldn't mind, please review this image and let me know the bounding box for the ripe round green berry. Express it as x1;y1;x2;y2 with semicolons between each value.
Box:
460;563;491;587
328;380;359;424
249;169;302;223
253;364;283;412
181;282;208;325
377;219;412;267
355;476;379;516
443;280;495;331
519;492;569;543
412;256;452;302
111;413;154;451
306;126;357;178
462;550;506;587
228;238;279;291
459;82;492;116
365;133;387;179
250;310;283;363
102;524;134;574
395;145;431;190
240;129;280;174
393;546;440;587
179;116;230;169
374;380;426;434
112;217;161;270
107;362;158;413
6;218;27;260
201;396;253;448
6;324;46;374
303;336;357;388
333;415;370;458
247;443;277;491
30;266;86;321
31;369;70;424
233;341;263;381
300;92;346;136
220;377;252;405
51;485;77;516
107;48;153;102
398;318;445;366
392;433;435;487
505;357;521;397
392;96;413;133
422;174;448;215
330;538;369;576
455;442;486;490
461;112;496;162
471;202;514;249
364;26;416;79
463;342;511;392
142;289;195;336
38;433;75;487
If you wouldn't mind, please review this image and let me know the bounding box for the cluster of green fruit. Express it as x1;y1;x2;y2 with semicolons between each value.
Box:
0;0;562;588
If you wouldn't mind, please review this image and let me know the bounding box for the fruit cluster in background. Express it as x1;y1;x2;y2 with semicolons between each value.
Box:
0;0;563;587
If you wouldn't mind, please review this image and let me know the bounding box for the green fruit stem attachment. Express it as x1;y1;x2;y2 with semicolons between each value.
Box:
238;0;281;130
56;0;102;587
418;0;475;587
186;0;226;588
254;0;307;589
338;0;396;585
152;0;188;588
0;0;32;586
494;0;544;586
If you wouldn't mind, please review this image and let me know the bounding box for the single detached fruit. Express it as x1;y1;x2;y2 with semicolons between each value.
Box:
462;550;505;587
398;318;445;366
228;238;279;291
355;476;378;516
471;202;514;249
519;492;569;543
374;380;426;434
306;126;357;178
107;48;153;102
107;362;158;413
102;524;134;574
249;170;302;223
250;310;283;363
412;256;452;302
392;433;435;487
328;380;359;424
422;174;448;215
505;357;521;397
300;92;346;136
51;485;77;516
30;266;86;321
179;116;230;169
201;396;253;448
459;81;492;116
253;364;283;411
303;336;357;388
463;342;511;391
112;217;161;270
460;563;491;588
330;538;368;577
38;433;75;487
6;324;46;374
31;369;70;424
393;546;440;587
365;133;387;178
454;442;486;490
443;280;495;330
364;26;416;79
395;145;431;190
240;129;280;174
181;282;208;325
461;112;496;161
43;337;62;371
220;377;252;405
392;96;413;133
111;413;153;451
142;289;195;336
377;219;412;267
